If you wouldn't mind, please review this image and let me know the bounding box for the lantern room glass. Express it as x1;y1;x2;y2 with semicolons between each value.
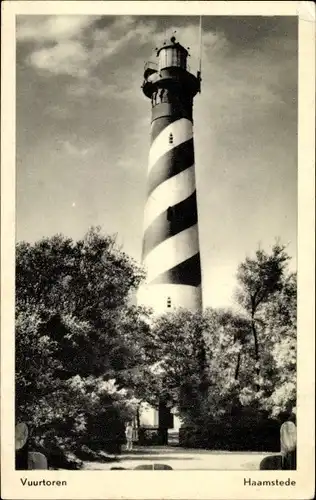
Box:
158;46;187;71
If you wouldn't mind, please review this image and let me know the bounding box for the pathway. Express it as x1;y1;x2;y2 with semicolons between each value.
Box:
83;446;277;470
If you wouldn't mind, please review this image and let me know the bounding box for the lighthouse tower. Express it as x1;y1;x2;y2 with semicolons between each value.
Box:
137;36;203;315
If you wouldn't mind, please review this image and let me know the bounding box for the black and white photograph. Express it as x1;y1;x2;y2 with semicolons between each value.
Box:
1;2;315;499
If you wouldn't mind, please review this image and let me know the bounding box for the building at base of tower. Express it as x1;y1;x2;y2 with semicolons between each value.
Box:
137;36;203;443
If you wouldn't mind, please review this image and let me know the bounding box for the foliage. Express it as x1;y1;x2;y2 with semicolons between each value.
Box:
179;415;281;452
258;272;297;417
15;227;149;465
16;230;297;456
143;308;249;425
144;243;296;433
235;243;293;390
235;243;290;312
142;309;209;422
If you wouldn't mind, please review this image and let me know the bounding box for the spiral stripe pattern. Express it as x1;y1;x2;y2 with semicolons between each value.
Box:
142;115;201;289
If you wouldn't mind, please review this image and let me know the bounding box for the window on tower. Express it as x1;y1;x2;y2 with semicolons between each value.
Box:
169;133;173;144
167;297;172;308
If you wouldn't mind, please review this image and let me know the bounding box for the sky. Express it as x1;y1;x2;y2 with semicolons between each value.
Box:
16;15;298;309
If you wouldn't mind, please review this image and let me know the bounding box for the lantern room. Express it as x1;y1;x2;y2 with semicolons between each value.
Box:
157;36;188;72
142;34;200;99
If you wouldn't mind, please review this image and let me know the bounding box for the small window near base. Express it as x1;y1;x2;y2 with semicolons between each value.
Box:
167;297;172;308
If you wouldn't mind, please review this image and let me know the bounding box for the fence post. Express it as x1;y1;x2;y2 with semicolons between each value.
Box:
15;423;48;470
15;423;29;470
280;421;296;470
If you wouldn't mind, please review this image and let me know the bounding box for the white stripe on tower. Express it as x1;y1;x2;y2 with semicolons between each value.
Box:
148;118;193;172
143;166;196;230
141;112;202;313
144;225;200;283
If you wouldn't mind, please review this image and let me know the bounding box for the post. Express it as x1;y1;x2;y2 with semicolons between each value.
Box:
280;420;297;470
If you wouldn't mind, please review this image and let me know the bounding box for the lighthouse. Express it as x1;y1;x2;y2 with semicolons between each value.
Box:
137;35;203;315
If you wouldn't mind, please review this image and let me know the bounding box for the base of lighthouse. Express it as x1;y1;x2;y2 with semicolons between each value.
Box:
137;283;202;315
138;402;183;445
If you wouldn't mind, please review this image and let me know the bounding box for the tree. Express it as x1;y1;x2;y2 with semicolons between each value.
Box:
204;308;252;382
144;245;296;437
235;243;291;390
15;227;150;463
139;309;209;425
145;308;252;425
258;272;297;417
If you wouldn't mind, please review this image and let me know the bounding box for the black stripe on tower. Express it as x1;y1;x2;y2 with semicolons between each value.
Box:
149;253;201;287
147;138;194;197
142;191;198;259
150;88;194;134
151;115;180;143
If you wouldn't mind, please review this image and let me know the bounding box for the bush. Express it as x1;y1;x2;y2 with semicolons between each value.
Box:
74;445;119;462
30;434;83;470
179;414;280;452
